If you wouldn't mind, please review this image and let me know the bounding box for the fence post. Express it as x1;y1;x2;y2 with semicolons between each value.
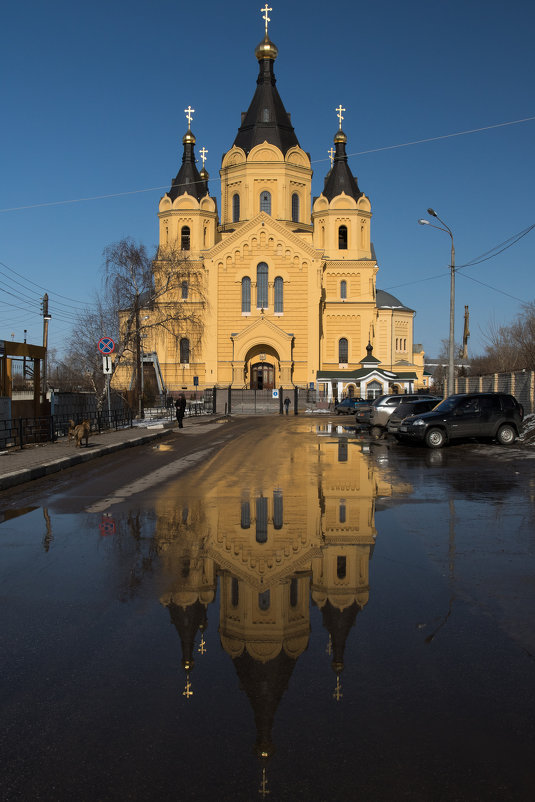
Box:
227;386;232;415
19;418;24;450
50;415;55;443
212;386;217;415
279;386;283;414
293;387;298;415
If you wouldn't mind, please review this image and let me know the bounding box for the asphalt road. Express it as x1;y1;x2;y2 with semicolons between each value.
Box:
1;416;535;801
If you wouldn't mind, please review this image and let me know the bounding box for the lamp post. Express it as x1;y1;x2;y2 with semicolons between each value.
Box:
418;209;456;396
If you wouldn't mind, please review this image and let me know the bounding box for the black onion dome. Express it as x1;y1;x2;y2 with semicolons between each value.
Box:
167;130;207;202
233;36;300;156
322;130;362;203
376;289;414;313
167;599;207;671
321;599;360;672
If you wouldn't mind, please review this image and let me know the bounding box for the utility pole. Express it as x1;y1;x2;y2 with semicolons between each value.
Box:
42;294;52;397
135;295;143;419
23;329;27;379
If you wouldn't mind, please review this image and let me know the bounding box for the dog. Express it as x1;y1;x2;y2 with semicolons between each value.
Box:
73;420;91;448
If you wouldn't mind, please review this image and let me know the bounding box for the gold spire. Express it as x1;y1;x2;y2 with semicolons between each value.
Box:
336;104;346;130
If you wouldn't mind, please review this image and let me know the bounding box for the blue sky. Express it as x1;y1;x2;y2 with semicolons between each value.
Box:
1;0;534;361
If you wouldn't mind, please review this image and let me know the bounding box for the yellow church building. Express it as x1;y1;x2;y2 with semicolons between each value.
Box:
136;14;425;401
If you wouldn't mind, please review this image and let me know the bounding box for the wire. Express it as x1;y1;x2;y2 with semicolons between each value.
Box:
0;115;533;213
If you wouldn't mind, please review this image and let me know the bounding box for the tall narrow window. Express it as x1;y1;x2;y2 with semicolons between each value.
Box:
273;490;283;530
339;500;346;523
338;225;348;250
290;578;298;607
258;590;270;611
337;556;347;579
262;108;270;122
181;225;190;250
180;338;190;364
231;577;239;607
339;337;348;363
291;193;299;223
241;276;251;313
340;280;347;299
338;441;348;462
274;276;283;314
256;496;268;543
181;280;188;299
241;500;250;529
232;193;240;223
257;263;268;308
260;191;271;215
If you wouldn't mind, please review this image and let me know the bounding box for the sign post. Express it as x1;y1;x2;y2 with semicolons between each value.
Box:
98;338;115;423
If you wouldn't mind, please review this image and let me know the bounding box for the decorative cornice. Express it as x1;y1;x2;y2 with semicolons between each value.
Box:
208;212;319;259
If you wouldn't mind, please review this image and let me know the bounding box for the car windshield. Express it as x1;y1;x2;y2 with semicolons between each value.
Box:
432;397;460;413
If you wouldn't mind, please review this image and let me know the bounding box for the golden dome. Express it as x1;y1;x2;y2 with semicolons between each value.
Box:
334;129;347;144
255;34;278;60
183;130;196;145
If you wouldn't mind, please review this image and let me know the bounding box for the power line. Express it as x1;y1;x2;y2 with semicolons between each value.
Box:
0;115;533;213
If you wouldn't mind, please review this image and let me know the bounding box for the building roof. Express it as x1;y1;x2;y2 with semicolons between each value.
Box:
322;130;362;203
167;130;208;202
376;289;414;313
232;35;300;156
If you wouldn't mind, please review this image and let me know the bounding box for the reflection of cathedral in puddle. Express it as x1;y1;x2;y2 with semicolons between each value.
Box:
156;433;409;791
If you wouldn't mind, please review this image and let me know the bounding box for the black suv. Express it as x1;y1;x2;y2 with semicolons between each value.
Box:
397;392;524;449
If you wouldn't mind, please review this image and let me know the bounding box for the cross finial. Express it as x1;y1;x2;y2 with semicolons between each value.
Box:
258;767;271;798
182;674;194;699
336;105;345;129
261;4;272;35
184;105;195;129
199;147;208;168
333;674;343;702
328;147;335;167
198;634;207;655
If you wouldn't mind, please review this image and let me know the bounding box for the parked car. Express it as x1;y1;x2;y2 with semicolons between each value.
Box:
368;394;440;436
396;392;524;449
334;397;367;414
387;398;442;434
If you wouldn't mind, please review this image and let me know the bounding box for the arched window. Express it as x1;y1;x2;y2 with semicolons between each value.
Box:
340;280;347;299
258;590;270;611
180;338;190;364
260;191;271;215
181;225;190;250
257;262;268;308
181;281;188;299
232;193;240;223
338;224;348;250
291;193;299;223
241;276;251;313
338;337;348;363
240;501;250;529
274;276;283;313
273;490;283;530
262;107;270;122
256;496;268;543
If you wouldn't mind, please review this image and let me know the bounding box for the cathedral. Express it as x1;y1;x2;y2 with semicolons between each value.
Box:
138;11;426;400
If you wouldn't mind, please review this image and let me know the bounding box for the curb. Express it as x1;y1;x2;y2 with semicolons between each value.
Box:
0;428;172;492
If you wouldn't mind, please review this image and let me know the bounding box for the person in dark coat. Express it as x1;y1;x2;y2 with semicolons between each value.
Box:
284;397;291;415
175;394;187;428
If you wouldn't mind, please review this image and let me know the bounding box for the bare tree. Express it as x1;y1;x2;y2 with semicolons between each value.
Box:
472;302;535;374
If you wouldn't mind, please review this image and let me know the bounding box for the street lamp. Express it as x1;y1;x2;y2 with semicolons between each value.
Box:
418;208;456;396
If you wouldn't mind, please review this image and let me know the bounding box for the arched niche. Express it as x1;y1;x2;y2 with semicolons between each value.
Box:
221;147;247;168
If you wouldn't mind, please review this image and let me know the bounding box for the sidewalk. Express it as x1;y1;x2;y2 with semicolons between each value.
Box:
0;415;215;492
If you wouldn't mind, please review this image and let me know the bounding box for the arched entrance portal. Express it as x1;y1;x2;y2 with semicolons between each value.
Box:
244;345;279;390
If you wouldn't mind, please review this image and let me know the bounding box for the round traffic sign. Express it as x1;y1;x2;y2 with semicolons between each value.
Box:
98;337;116;354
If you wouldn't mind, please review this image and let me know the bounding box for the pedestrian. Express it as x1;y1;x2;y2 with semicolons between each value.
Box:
175;393;187;428
284;396;291;415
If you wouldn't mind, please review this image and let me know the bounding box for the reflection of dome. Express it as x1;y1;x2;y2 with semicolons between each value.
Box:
233;648;297;761
167;599;208;671
320;600;360;672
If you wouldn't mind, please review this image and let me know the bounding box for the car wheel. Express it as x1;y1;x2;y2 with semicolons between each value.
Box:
496;424;516;445
425;428;445;449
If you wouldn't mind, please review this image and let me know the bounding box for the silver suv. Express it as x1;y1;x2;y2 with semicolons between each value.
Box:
368;394;439;435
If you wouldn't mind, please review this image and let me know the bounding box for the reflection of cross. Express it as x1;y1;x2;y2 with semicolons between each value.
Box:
199;147;208;167
198;635;207;655
333;675;343;702
183;674;193;699
184;105;195;128
328;147;335;166
261;4;272;34
258;767;270;797
336;104;345;129
326;635;332;656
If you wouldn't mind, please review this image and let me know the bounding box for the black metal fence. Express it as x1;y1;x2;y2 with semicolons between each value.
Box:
0;410;134;450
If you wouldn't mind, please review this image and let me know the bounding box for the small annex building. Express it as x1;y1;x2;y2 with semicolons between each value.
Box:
125;15;425;400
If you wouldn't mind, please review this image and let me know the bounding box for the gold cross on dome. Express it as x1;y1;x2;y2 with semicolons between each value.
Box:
328;147;335;167
199;147;208;167
261;4;272;35
182;674;193;699
333;674;343;702
258;767;270;797
184;105;195;128
336;104;345;129
198;634;207;654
